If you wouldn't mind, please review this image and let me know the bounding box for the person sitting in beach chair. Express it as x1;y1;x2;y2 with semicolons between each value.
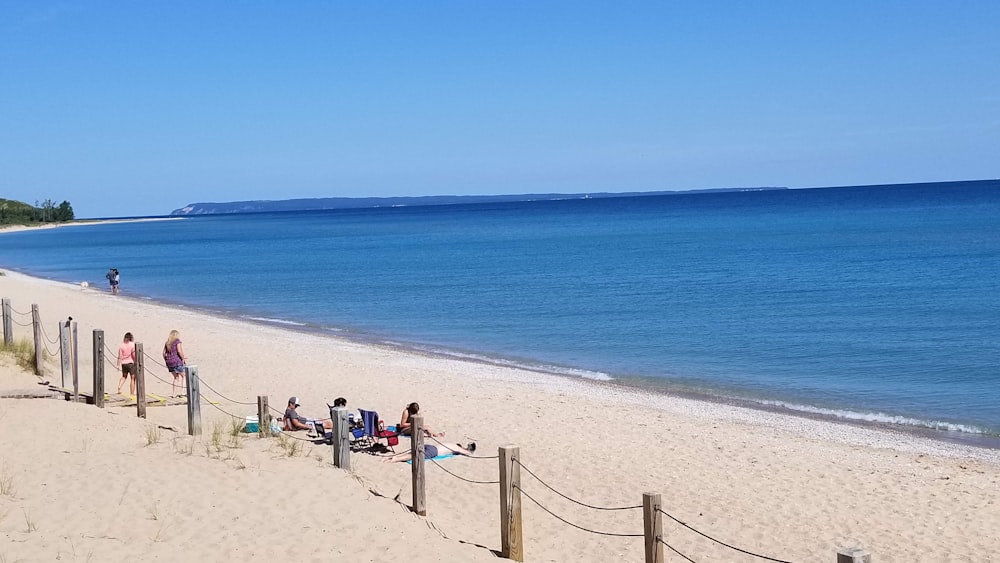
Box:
398;402;444;438
283;396;332;432
380;441;476;463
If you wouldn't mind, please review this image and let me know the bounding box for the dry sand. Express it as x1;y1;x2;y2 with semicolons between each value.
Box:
0;269;998;562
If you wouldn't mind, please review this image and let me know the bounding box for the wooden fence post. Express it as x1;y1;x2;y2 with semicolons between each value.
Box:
31;304;43;376
71;321;79;402
185;365;201;436
59;323;71;389
412;415;427;516
135;343;146;418
643;493;664;563
92;329;105;408
837;548;871;563
257;395;269;438
499;445;523;562
2;298;11;345
331;406;350;470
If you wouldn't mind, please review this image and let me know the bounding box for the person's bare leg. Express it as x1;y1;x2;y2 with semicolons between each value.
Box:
380;451;413;463
129;374;136;396
117;375;127;394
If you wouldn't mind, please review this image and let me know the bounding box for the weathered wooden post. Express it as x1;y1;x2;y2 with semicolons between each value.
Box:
31;304;43;376
185;365;202;436
643;493;664;563
499;445;523;562
71;321;79;402
412;415;426;516
135;343;146;418
837;548;872;563
2;298;11;345
331;406;350;470
257;395;270;438
59;323;71;388
92;329;105;408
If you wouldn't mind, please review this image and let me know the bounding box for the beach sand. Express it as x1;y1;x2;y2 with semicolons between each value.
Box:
1;269;998;562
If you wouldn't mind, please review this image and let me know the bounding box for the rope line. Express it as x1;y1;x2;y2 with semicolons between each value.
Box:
657;538;697;563
512;458;642;511
513;484;643;538
196;376;258;406
11;317;33;327
10;307;32;317
656;509;795;563
39;323;60;345
428;457;499;485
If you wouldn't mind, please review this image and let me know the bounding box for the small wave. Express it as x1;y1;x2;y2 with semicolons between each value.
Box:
395;343;615;381
759;400;990;434
242;316;308;327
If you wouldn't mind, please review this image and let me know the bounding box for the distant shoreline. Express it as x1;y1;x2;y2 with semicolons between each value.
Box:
0;216;183;234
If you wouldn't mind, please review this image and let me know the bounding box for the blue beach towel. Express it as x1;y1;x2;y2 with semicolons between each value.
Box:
406;452;457;464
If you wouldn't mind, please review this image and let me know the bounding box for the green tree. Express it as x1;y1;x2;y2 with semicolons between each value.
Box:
55;201;74;221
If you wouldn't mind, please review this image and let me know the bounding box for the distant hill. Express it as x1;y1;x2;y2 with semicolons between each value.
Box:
1;198;75;224
170;187;788;215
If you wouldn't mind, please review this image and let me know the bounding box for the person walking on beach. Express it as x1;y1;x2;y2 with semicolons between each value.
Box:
116;332;137;396
106;268;120;294
163;330;187;397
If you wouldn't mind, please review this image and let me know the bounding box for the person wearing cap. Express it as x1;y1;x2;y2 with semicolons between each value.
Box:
283;396;332;432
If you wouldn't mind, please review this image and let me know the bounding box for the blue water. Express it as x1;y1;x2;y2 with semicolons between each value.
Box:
2;181;999;437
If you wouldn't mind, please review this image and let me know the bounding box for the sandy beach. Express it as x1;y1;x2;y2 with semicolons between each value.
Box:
1;268;998;562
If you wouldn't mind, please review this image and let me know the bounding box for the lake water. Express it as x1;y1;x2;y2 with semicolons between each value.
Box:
2;180;998;440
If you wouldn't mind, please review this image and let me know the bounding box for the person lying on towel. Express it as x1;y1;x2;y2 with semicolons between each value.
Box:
380;442;476;463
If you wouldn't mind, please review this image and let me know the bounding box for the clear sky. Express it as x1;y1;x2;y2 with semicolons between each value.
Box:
1;2;998;218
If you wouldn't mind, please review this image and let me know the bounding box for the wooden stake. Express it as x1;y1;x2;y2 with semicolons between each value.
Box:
499;445;523;561
2;298;11;345
185;365;201;436
71;321;79;402
412;415;426;516
92;329;104;408
837;548;872;563
59;323;71;389
643;493;664;563
135;343;146;419
257;395;269;438
31;304;42;376
331;405;350;470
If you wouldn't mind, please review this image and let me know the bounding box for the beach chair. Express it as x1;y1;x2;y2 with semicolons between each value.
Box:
359;409;399;453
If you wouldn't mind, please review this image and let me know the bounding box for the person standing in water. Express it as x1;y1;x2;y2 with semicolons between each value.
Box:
106;268;120;294
163;330;187;397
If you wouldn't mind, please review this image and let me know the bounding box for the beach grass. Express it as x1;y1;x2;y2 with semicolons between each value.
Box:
0;339;37;372
144;426;161;447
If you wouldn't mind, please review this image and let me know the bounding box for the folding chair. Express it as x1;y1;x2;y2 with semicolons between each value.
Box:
359;409;399;453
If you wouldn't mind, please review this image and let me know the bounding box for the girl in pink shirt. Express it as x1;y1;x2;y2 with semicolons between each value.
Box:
116;332;137;396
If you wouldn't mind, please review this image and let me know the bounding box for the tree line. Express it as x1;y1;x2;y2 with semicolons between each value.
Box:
0;198;75;224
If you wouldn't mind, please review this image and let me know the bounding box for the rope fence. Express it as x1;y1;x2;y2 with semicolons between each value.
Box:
657;537;697;563
657;507;795;563
512;483;642;538
513;457;642;511
2;298;870;563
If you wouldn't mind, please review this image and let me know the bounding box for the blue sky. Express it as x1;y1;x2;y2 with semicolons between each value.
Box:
1;2;998;218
